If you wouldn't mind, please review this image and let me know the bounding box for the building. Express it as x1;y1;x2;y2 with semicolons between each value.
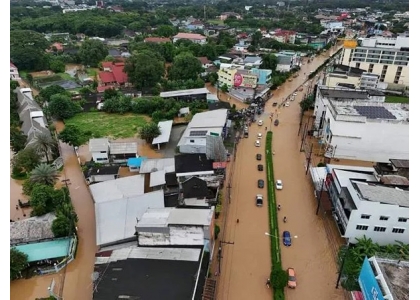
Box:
135;207;215;254
152;120;173;150
98;61;129;91
242;56;262;68
271;30;296;44
251;68;272;85
109;142;138;163
90;175;165;248
85;166;120;184
174;154;214;178
16;88;51;150
275;52;300;72
220;12;242;20
93;246;206;300
10;62;20;80
144;37;171;44
88;138;110;163
186;20;205;31
173;33;207;45
324;164;409;245
197;57;212;68
160;88;210;102
313;87;407;162
358;256;408;300
339;36;409;86
218;67;258;88
181;176;218;207
177;109;228;154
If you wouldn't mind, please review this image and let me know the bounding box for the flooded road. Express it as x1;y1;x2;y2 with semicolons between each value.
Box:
216;46;346;300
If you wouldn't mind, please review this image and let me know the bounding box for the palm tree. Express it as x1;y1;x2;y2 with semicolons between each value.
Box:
32;133;57;163
30;163;60;186
351;235;380;264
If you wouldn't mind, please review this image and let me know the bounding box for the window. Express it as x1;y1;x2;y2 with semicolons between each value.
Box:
361;214;371;219
379;216;389;221
190;140;195;143
356;225;368;231
392;228;405;234
100;151;107;153
398;217;409;222
374;226;386;232
355;62;360;68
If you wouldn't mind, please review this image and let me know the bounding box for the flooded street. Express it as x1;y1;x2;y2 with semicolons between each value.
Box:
217;46;346;300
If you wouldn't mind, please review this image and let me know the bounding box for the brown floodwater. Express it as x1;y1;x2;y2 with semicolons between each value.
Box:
216;46;347;300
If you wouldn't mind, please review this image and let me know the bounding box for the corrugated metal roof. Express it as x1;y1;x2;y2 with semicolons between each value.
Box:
89;138;109;152
152;120;173;145
140;158;175;174
109;142;137;154
150;170;167;187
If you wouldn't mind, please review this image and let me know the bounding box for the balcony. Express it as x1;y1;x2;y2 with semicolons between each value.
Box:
328;186;356;235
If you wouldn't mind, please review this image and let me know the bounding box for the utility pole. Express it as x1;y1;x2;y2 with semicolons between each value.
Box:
305;143;313;175
316;178;325;215
218;241;234;274
59;178;71;299
299;122;308;152
297;112;304;136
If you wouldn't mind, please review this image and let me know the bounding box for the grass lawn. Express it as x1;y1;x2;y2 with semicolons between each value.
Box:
208;19;224;25
58;73;75;81
385;95;409;104
65;112;148;142
87;68;98;77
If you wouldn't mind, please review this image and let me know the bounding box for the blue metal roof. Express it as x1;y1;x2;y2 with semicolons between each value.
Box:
127;157;145;167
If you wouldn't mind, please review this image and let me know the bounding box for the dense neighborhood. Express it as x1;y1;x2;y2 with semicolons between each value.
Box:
10;0;409;300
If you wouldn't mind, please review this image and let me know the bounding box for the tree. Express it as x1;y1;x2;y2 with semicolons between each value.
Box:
247;45;256;52
10;80;19;90
260;54;278;73
270;264;288;290
78;39;108;67
49;59;65;73
208;73;219;86
51;214;73;238
39;85;67;103
29;184;61;216
31;133;56;163
48;94;81;120
155;25;177;37
139;123;161;143
10;30;49;70
58;125;84;147
251;31;263;48
221;84;229;93
12;147;41;174
10;248;28;280
169;53;203;81
124;51;165;91
30;163;60;186
10;128;27;153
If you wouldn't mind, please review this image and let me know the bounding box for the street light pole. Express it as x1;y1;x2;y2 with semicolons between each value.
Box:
217;241;234;274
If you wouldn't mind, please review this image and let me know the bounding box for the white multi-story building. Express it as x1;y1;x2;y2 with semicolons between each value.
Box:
313;87;408;162
325;164;409;245
359;72;380;89
339;36;409;86
10;62;20;80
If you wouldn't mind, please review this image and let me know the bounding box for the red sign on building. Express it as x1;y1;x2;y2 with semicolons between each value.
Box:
234;73;243;87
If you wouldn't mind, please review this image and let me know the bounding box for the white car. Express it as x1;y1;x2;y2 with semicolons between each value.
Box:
255;140;261;147
284;102;290;107
258;120;263;126
276;180;283;190
257;133;263;139
293;92;297;96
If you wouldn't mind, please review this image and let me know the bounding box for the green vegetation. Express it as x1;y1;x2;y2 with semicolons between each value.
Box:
339;236;409;291
65;112;148;142
208;19;224;25
265;131;286;299
10;248;28;281
214;224;221;240
385;95;409;104
139;122;162;143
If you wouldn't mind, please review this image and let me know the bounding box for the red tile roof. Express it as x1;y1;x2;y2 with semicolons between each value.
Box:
51;42;63;51
99;71;116;84
198;57;211;65
144;37;171;43
112;65;128;84
97;85;115;93
102;62;113;69
173;33;206;40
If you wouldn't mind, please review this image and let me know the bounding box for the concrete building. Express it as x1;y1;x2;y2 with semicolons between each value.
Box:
275;52;300;72
89;138;110;163
136;207;215;255
10;62;20;80
324;164;409;245
109;142;137;163
339;36;409;86
218;67;258;88
85;166;120;184
313;87;407;162
177;109;228;154
173;33;207;45
251;68;272;85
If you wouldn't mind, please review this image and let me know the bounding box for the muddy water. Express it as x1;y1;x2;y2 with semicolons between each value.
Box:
10;151;33;221
217;46;346;300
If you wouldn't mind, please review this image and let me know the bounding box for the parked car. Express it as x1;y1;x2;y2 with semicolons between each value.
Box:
257;133;263;139
256;194;263;206
274;119;279;126
255;140;261;147
276;180;283;190
256;154;262;160
258;164;263;171
272;102;278;107
258;179;264;188
258;120;263;126
283;231;292;246
287;268;297;288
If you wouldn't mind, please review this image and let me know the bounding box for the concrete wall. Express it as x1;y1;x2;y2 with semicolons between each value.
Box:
90;174;117;183
179;137;207;154
92;152;109;163
324;74;360;88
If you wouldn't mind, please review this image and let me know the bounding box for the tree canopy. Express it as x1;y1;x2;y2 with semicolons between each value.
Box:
10;30;49;70
48;94;81;120
78;39;109;67
10;248;28;280
168;52;203;81
139;123;161;143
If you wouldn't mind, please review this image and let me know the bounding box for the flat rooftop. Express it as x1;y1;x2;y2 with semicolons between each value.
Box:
109;142;137;155
376;258;409;300
137;207;214;227
330;101;409;121
89;175;145;203
353;181;409;207
160;88;209;98
320;88;370;100
152;120;173;145
94;247;201;300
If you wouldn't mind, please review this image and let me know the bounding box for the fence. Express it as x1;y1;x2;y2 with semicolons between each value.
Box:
39;235;78;276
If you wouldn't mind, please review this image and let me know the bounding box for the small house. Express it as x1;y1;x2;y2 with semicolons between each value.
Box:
109;142;138;163
85;166;120;184
89;138;110;163
127;157;145;172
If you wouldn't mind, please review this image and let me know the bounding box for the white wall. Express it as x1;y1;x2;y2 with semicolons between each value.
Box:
179;137;207;154
10;68;20;80
90;174;116;183
324;108;409;162
345;201;409;245
92;152;109;163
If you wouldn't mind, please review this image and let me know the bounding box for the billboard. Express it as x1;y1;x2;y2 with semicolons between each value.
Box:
358;257;385;300
233;72;257;88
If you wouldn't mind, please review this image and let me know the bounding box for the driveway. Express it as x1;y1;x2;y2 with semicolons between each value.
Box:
216;46;345;300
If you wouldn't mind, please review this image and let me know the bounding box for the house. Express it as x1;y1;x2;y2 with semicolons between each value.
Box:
312;86;407;162
109;142;138;163
187;20;205;31
123;29;137;39
139;158;176;174
322;164;409;245
159;88;210;102
85;166;120;184
251;68;272;85
174;154;215;178
272;30;297;44
16;88;51;151
10;213;56;245
275;52;300;72
218;67;258;88
220;12;242;20
49;42;64;52
180;176;218;207
93;246;206;300
108;48;121;58
88;138;110;163
98;61;129;90
243;56;262;68
144;37;171;44
10;62;20;80
173;33;207;45
198;57;212;68
152;120;173;150
177;109;229;155
90;175;165;248
127;157;146;173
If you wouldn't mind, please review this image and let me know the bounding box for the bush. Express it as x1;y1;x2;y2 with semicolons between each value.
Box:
214;224;220;240
270;264;288;290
